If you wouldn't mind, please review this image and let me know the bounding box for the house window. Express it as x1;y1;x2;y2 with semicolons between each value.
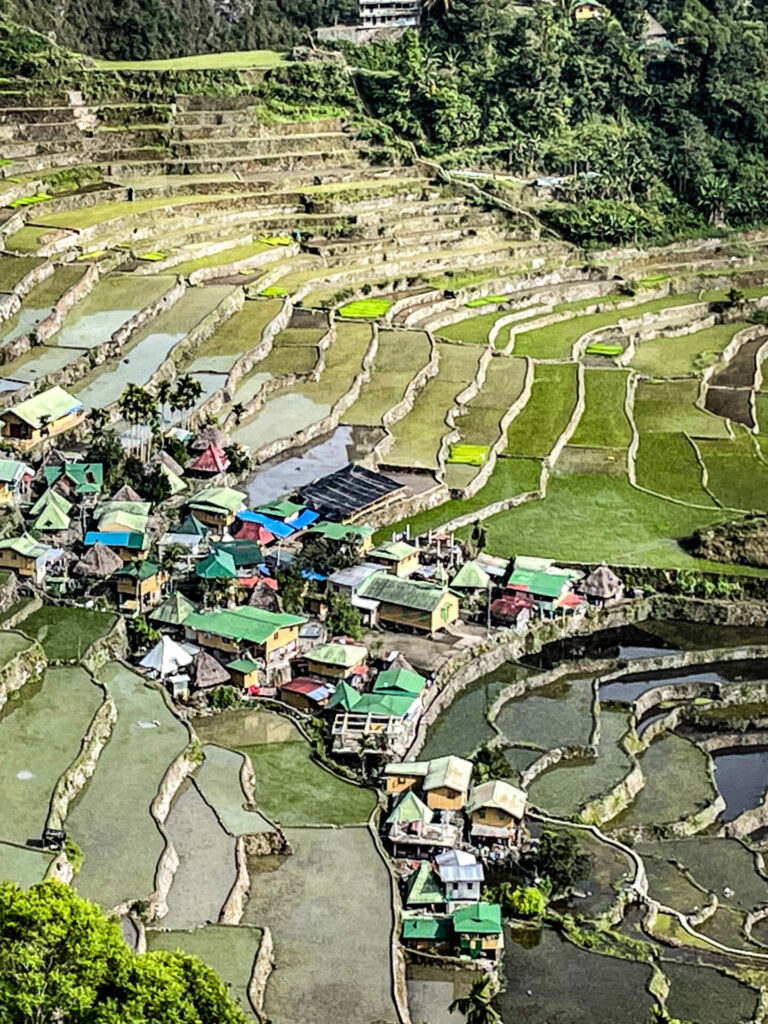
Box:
441;605;449;622
478;808;486;819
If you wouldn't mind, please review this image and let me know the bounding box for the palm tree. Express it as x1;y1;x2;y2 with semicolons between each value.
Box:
90;407;108;435
449;976;500;1024
172;374;204;430
38;413;51;468
156;379;173;427
232;402;245;426
224;443;250;478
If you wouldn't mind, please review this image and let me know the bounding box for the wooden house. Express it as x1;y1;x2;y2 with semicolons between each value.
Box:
0;387;85;449
368;540;419;578
83;530;148;562
402;915;452;953
0;536;62;583
0;458;32;503
226;657;261;690
115;560;166;615
383;761;429;796
422;755;473;811
466;780;527;842
184;606;306;664
44;462;103;500
356;573;459;634
278;676;333;711
304;642;368;681
188;486;247;530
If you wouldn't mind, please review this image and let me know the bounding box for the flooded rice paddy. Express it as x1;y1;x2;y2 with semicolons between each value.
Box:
51;275;174;349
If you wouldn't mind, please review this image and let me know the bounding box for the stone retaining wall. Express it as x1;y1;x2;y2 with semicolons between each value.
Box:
249;927;275;1016
0;258;53;325
188;242;299;285
0;635;46;712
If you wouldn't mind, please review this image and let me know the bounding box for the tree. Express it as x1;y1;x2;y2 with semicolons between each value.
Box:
172;375;204;430
203;576;237;608
297;534;357;576
449;974;500;1024
232;402;246;426
326;590;362;640
522;830;593;897
0;879;249;1024
156;379;173;426
275;562;306;614
472;743;510;784
89;428;125;487
89;407;108;435
224;444;251;478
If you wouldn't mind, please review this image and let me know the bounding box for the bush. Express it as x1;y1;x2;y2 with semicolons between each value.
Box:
63;837;84;875
211;685;240;709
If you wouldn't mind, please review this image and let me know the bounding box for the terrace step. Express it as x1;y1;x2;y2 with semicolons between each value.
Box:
0;106;78;125
171;116;343;138
169;133;357;159
163;150;369;175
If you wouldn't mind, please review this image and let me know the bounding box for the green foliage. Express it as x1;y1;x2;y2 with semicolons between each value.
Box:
223;443;250;477
162;435;188;467
472;743;510;784
63;837;84;875
0;879;249;1023
325;590;362;641
88;428;125;487
449;974;500;1024
211;685;240;709
275;562;306;615
522;830;593;897
485;881;547;919
131;614;160;647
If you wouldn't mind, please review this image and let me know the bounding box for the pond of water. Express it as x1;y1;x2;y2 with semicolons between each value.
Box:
406;963;473;1024
600;659;768;703
713;746;768;822
663;960;758;1024
231;391;332;452
499;926;654;1024
51;275;174;349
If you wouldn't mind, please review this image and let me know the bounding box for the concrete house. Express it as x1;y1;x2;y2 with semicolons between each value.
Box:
1;386;85;449
356;573;460;633
184;606;306;664
452;903;504;960
435;849;485;905
326;562;382;622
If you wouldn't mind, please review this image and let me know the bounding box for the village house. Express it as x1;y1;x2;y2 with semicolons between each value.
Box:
188;486;247;530
401;915;452;953
356;573;460;633
0;457;32;503
187;443;229;477
30;489;72;534
158;514;209;562
278;676;333;711
115;560;166;615
150;592;196;634
452;903;504;959
304;641;368;681
44;462;103;500
435;849;485;906
258;499;319;532
139;634;193;680
0;536;63;583
506;556;583;616
372;666;427;704
236;510;294;544
304;520;374;554
465;780;527;844
326;563;382;622
73;542;123;580
184;606;306;665
404;862;446;913
83;529;147;561
330;689;422;758
368;539;420;578
490;592;535;631
226;657;261;691
196;548;237;582
211;540;264;585
385;790;460;856
581;563;623;606
384;760;429;796
422;755;473;811
0;386;85;449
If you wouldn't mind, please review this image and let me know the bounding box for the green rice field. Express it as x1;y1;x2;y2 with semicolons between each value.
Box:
506;362;578;458
18;606;116;661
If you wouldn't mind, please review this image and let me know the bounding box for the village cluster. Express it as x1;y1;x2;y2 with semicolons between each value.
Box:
0;382;626;961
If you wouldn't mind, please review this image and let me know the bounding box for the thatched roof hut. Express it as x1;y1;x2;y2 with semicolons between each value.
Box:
249;580;280;612
73;542;123;578
582;564;622;602
190;426;230;453
193;651;231;690
111;484;143;503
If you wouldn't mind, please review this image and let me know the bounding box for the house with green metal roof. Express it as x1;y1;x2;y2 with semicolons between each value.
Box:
305;520;374;552
150;591;196;630
507;558;580;614
1;386;84;449
451;560;490;591
188;486;247;529
0;457;32;503
401;915;452;950
385;790;432;826
304;642;368;680
372;667;426;700
116;559;166;615
326;680;361;711
31;489;71;532
356;573;459;633
368;539;419;578
0;535;63;582
452;902;504;959
44;462;103;498
405;863;445;909
196;549;237;581
184;605;305;662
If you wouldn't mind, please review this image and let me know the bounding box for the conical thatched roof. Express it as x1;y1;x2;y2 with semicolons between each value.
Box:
193;651;231;690
111;484;143;503
73;542;123;578
190;426;230;453
583;563;622;599
249;580;280;612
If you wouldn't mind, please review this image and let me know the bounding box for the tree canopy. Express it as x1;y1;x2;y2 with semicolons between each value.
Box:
0;880;249;1024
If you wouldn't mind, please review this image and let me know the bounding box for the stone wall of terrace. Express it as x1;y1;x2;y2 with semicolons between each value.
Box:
0;258;53;324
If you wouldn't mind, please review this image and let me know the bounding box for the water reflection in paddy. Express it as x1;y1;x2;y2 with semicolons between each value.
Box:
713;747;768;822
600;659;768;702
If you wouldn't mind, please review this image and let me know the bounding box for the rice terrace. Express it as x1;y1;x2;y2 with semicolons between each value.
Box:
7;4;768;1024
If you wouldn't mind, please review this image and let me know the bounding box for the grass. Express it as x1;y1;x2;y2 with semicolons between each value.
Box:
464;471;730;566
512;291;729;361
454;356;527;446
436;308;512;346
92;49;286;71
338;298;391;318
192;299;282;358
8;192;51;209
4;225;56;254
634;379;730;438
506;362;578;458
630;321;747;377
385;343;480;469
33;192;240;233
635;432;716;506
586;342;623;356
696;428;768;511
342;328;431;426
376;455;543;542
465;295;507;307
0;254;46;292
19;606;116;660
172;241;275;280
570;369;631;448
260;285;288;297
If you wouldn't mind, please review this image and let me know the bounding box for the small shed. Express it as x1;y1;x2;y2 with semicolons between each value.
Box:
139;635;193;678
227;657;261;689
279;676;333;711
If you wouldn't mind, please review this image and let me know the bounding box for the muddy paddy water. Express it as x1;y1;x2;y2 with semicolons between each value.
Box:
51;275;174;349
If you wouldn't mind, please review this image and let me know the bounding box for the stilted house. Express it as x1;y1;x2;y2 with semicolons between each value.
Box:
465;780;527;844
368;540;419;578
356;573;459;634
1;387;84;449
184;606;305;665
0;457;32;503
581;563;623;606
0;536;63;582
191;651;231;691
115;560;166;614
304;642;368;681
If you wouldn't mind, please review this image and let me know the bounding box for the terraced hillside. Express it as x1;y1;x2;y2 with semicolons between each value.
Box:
5;74;768;569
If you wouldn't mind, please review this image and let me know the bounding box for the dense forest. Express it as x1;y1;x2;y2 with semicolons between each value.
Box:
1;0;354;59
344;0;768;244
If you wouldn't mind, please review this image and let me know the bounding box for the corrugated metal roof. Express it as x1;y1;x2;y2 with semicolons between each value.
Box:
5;386;82;429
306;642;368;668
185;606;305;645
467;780;526;820
357;573;452;612
423;755;473;793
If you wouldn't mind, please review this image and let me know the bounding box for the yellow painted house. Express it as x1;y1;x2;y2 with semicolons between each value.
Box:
368;540;420;578
184;606;306;664
1;387;85;449
357;573;459;633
